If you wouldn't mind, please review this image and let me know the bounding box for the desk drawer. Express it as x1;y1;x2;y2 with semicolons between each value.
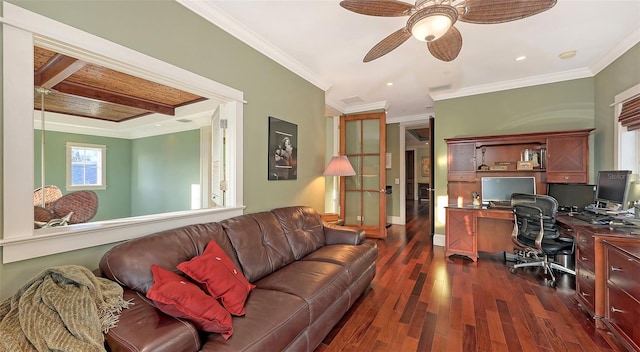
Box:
576;230;594;251
605;284;640;351
576;265;595;313
606;245;640;300
476;210;513;220
547;172;587;183
577;246;595;272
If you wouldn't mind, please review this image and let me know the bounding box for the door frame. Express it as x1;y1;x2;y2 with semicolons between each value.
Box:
398;116;434;231
339;112;387;238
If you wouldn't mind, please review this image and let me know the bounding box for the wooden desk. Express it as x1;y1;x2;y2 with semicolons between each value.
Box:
445;206;514;262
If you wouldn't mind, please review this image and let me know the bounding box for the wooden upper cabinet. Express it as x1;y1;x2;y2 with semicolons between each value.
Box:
447;142;476;181
445;129;594;203
546;134;589;183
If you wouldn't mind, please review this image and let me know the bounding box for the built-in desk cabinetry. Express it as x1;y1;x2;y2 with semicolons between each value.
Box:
445;208;477;261
446;129;593;204
557;216;640;351
445;207;515;262
575;227;597;316
602;241;640;352
546;135;590;183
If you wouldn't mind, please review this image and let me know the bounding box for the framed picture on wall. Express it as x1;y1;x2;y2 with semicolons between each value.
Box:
421;157;430;177
268;116;298;180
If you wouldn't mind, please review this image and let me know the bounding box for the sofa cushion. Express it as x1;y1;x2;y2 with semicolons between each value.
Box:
178;240;255;316
202;288;309;352
271;206;326;259
254;261;350;322
301;240;378;282
146;265;233;339
221;212;296;282
100;222;237;294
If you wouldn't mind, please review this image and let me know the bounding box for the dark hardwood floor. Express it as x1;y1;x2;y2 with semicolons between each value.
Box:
317;200;625;352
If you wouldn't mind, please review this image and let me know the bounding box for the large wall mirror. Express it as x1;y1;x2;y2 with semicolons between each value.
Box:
2;3;245;262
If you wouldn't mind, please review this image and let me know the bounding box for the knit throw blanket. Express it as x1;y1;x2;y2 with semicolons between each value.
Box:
0;265;130;352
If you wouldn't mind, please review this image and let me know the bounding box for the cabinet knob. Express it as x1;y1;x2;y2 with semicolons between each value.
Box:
580;292;590;297
580;239;587;243
611;307;625;314
610;266;622;272
581;257;588;261
564;176;569;180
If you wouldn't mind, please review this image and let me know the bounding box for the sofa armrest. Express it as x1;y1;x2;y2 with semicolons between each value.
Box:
324;224;365;245
105;289;201;352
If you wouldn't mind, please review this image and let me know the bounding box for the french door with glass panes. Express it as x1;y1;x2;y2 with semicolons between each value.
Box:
340;112;386;238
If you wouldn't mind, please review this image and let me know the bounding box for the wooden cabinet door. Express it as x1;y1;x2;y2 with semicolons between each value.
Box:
546;136;588;183
447;142;476;181
445;208;477;261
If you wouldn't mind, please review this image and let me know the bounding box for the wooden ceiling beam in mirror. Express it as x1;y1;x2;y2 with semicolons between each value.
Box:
33;46;206;122
53;81;176;116
34;53;87;89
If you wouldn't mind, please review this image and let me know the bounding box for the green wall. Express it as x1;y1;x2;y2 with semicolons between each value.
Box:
131;130;200;216
385;124;400;218
593;43;640;172
34;130;132;221
433;78;595;235
1;0;326;299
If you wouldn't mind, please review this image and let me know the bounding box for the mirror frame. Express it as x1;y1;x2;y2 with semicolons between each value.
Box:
1;3;245;263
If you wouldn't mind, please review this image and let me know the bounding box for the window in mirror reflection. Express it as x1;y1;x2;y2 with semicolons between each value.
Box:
66;142;106;191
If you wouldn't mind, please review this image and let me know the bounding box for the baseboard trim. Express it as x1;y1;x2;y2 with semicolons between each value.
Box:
433;234;445;247
386;216;404;225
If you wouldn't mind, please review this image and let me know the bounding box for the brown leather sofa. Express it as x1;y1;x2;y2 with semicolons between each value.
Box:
99;206;377;352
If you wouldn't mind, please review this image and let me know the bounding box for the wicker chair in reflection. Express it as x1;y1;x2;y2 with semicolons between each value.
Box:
34;190;99;228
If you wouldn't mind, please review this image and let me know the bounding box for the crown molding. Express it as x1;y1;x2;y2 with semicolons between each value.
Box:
177;0;332;92
387;114;431;125
430;67;593;101
590;25;640;75
343;101;389;114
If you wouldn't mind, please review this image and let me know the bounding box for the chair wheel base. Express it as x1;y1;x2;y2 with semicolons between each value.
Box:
510;268;517;274
548;280;556;288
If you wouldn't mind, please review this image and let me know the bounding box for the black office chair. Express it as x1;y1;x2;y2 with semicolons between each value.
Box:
509;193;575;287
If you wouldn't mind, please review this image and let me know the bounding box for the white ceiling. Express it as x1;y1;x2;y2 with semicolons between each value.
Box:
179;0;640;121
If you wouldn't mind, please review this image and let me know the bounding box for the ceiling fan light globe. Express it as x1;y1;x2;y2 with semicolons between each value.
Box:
407;5;458;43
412;15;452;42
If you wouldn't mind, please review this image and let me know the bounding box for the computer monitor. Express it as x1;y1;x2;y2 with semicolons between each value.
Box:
481;177;536;205
547;183;596;211
595;170;632;210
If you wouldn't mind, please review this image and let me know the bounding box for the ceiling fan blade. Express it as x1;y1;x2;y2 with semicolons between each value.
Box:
458;0;556;24
340;0;414;17
363;28;412;62
427;26;462;62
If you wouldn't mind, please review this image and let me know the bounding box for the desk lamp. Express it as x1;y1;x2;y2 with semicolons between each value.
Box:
323;156;356;214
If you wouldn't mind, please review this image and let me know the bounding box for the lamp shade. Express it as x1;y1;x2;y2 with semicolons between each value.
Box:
323;156;356;176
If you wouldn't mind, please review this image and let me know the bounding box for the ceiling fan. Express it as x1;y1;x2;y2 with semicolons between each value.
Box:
340;0;557;62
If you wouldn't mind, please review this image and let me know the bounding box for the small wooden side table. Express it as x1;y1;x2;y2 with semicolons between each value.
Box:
320;213;345;226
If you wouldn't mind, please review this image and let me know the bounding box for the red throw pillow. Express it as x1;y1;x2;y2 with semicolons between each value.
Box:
178;240;255;316
146;265;233;339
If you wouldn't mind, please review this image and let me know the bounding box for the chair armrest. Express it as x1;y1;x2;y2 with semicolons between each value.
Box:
105;289;201;352
324;224;365;245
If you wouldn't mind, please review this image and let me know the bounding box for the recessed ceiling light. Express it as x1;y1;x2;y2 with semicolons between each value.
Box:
515;56;527;61
155;124;162;127
559;50;577;59
386;82;393;86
